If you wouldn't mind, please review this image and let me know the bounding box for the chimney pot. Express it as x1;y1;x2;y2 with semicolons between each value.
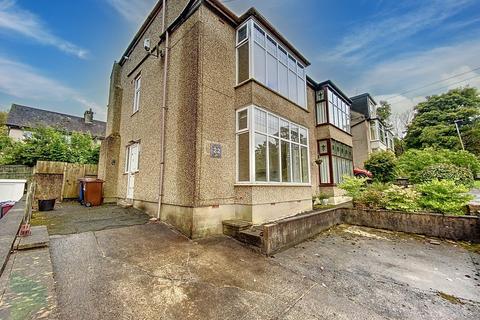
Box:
84;108;94;124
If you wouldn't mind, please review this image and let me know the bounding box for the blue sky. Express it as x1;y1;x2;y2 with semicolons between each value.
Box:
1;0;479;126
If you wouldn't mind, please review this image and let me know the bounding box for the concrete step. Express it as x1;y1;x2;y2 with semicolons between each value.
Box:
222;219;252;237
238;229;262;247
14;226;49;250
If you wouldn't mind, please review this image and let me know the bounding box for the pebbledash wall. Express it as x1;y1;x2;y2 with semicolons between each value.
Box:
98;0;352;238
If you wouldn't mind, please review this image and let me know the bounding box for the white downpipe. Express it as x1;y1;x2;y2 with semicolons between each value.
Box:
157;30;169;220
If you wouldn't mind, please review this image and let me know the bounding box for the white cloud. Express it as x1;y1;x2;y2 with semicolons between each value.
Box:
0;56;105;119
327;0;474;64
105;0;156;24
0;0;88;58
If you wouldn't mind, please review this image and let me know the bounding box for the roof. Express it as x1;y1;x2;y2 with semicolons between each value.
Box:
317;80;352;104
6;104;106;138
349;93;376;118
119;0;310;66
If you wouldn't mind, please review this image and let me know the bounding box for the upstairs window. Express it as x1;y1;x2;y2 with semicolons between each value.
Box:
326;88;351;133
133;74;141;113
236;20;307;108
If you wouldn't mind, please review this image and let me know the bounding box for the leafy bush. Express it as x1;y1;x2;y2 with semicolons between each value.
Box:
364;150;397;183
417;163;474;187
416;179;473;215
383;185;420;212
0;127;99;166
397;148;480;181
351;181;388;209
338;176;367;199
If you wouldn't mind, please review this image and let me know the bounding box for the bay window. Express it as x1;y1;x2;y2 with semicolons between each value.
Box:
236;19;307;108
317;139;353;185
315;87;351;133
236;106;310;184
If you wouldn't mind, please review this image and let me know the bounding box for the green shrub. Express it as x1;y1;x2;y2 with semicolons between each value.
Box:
354;182;389;209
383;185;420;212
397;148;480;182
417;163;474;187
364;151;397;183
416;179;473;215
338;176;367;199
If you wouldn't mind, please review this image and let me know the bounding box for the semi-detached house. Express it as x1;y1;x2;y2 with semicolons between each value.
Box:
98;0;354;238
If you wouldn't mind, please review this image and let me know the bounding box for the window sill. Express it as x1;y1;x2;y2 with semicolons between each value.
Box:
235;78;309;113
235;182;311;187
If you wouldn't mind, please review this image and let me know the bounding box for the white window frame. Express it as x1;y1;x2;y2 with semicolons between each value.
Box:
133;74;141;113
235;105;311;186
235;18;308;109
326;88;351;133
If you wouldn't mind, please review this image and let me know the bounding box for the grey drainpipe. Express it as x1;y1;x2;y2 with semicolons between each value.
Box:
156;0;198;220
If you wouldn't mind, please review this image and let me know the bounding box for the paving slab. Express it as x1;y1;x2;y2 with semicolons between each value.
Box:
48;222;480;319
15;226;49;251
0;248;57;319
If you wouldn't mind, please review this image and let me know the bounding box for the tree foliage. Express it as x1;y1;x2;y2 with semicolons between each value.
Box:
396;148;480;181
364;150;397;183
0;127;100;166
377;100;392;126
404;87;480;155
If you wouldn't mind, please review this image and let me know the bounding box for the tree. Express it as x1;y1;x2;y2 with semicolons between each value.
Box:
404;87;480;156
0;110;12;153
364;150;397;183
0;127;99;166
377;100;392;126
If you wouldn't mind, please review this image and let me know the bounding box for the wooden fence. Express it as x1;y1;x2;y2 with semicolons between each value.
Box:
34;161;98;201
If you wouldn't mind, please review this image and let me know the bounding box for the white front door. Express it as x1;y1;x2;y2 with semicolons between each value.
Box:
126;143;139;200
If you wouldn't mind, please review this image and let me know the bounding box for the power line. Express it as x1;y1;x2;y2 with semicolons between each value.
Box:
385;66;480;102
391;74;480;103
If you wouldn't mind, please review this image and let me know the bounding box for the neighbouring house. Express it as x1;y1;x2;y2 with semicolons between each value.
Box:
98;0;353;238
312;80;354;203
350;93;394;169
6;104;106;142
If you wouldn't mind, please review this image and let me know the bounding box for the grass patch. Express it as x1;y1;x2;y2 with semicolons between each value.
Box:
437;291;464;305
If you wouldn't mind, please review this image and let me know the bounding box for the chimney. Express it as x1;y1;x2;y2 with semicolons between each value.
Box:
84;108;94;124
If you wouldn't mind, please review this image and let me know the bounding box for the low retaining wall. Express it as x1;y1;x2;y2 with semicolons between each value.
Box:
341;208;480;243
0;196;26;275
261;207;480;255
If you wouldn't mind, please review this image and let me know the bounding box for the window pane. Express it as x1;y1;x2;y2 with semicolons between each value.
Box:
269;137;280;182
268;114;279;136
253;43;266;84
266;36;277;55
319;155;330;184
288;69;297;102
238;133;249;181
237;109;248;131
266;53;278;90
254;24;265;46
281;141;291;182
292;144;301;182
301;146;309;183
328;90;333;102
297;76;305;107
297;63;304;78
278;63;288;97
290;125;299;142
255;133;267;181
280;119;289;139
237;42;249;83
288;55;296;71
237;25;248;44
299;128;307;145
316;102;326;124
255;108;267;133
278;47;287;65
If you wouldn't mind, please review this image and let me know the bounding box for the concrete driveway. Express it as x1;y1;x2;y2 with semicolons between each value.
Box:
48;215;480;319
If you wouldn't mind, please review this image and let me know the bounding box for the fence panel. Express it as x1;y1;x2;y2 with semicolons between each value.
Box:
0;165;33;180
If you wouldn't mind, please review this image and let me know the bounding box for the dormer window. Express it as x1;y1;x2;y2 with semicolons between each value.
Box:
236;19;307;109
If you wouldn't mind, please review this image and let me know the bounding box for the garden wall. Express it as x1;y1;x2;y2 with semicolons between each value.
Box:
0;165;33;180
262;207;480;255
